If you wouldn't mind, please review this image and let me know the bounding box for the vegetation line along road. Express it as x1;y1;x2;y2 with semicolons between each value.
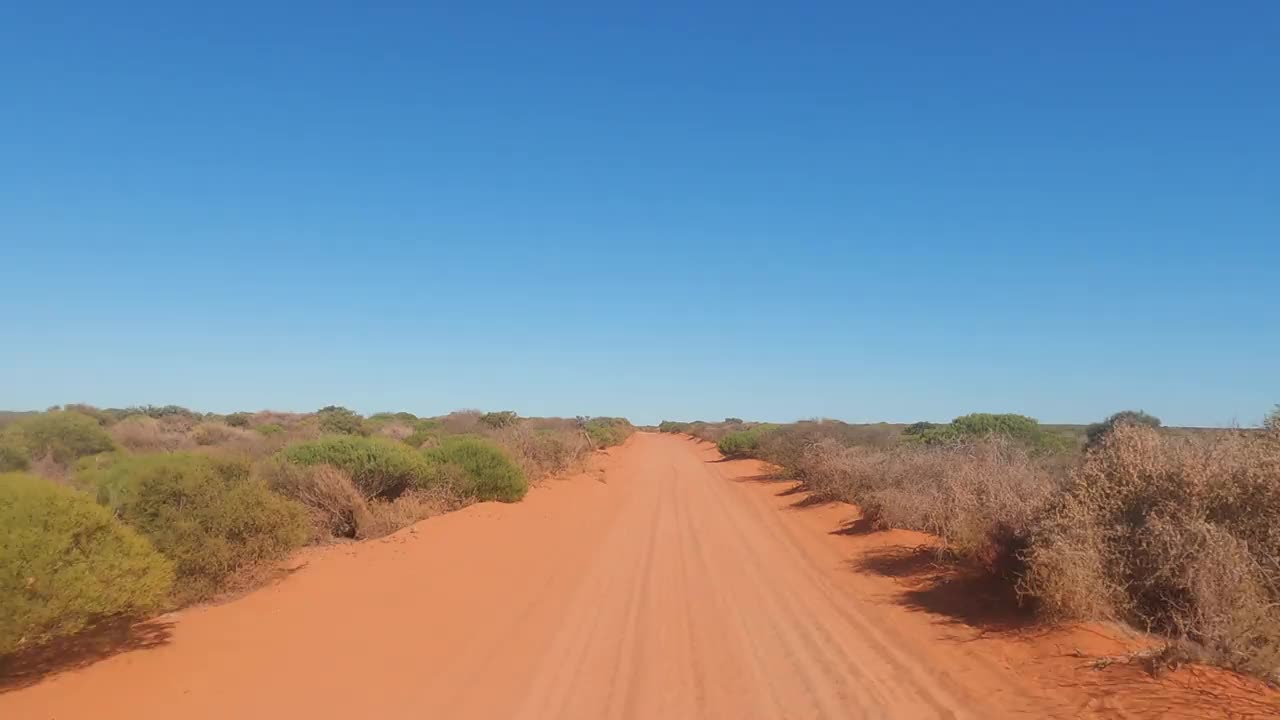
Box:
2;406;1278;719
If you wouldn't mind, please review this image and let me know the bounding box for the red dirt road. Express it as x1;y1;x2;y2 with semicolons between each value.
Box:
3;433;1276;719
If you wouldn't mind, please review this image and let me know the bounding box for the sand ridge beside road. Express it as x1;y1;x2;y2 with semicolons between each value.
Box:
3;433;1276;719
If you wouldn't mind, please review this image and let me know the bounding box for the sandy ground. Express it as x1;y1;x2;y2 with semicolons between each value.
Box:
3;433;1277;719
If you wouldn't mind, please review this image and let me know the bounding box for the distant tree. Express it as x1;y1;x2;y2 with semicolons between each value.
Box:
724;417;744;425
1265;405;1280;432
1085;410;1162;449
903;421;938;436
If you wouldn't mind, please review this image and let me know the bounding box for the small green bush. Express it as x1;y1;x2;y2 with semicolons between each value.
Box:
78;454;308;603
423;436;527;502
3;411;115;464
717;426;776;458
255;423;284;436
280;436;432;499
316;406;368;436
1;472;173;654
581;417;634;448
658;421;689;433
224;412;252;428
0;435;29;472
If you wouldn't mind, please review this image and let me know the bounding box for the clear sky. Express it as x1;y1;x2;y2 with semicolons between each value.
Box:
2;3;1277;426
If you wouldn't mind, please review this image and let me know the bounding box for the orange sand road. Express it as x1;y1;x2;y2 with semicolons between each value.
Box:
3;433;1276;719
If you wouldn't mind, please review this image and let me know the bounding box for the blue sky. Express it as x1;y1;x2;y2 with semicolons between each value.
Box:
2;3;1277;426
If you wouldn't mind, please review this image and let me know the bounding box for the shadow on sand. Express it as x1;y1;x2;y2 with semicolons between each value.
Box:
0;618;175;693
853;545;1036;634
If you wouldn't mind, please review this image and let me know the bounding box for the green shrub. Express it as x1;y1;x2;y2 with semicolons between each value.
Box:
316;406;368;436
78;454;308;603
404;419;442;448
423;436;527;502
479;411;519;429
280;436;432;499
717;425;778;458
1;472;173;654
718;430;761;458
255;423;284;436
3;411;115;464
0;435;29;472
581;417;634;448
1085;409;1162;449
224;412;252;428
657;421;689;433
915;413;1069;454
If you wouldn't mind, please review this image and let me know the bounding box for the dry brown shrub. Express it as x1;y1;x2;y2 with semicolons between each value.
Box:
868;440;1056;576
28;452;70;484
438;410;483;435
365;487;462;538
490;423;592;480
789;438;884;502
109;416;194;452
1020;425;1280;677
788;438;1055;577
256;460;373;540
190;422;256;447
376;422;414;441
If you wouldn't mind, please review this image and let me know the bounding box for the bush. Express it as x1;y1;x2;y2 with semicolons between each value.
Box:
0;435;29;472
280;436;433;500
580;417;634;448
1019;425;1280;676
255;423;284;436
423;436;527;502
1;472;173;654
224;412;252;428
78;454;308;603
316;406;368;436
915;413;1070;454
404;420;442;448
720;424;783;458
479;411;519;429
491;424;590;479
718;427;768;458
1085;409;1162;449
108;415;194;452
3;411;115;464
658;421;690;433
257;459;372;540
190;422;253;446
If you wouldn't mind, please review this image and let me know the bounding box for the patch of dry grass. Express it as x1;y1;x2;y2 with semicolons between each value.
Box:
365;487;463;538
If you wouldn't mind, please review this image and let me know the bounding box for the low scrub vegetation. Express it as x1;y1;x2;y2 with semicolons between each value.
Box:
1;410;115;472
0;401;628;664
423;436;528;502
1;472;174;655
581;417;635;449
280;436;433;500
1021;425;1280;677
77;453;309;603
728;408;1280;679
717;425;778;458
